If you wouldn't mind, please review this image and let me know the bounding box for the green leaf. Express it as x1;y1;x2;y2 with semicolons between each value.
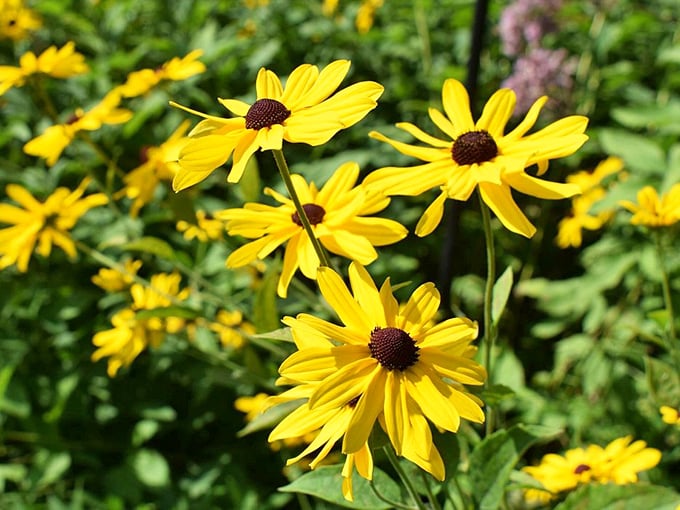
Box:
132;419;160;447
480;384;516;406
238;156;262;203
253;263;281;333
279;465;403;509
469;424;561;510
37;452;71;488
491;266;513;326
554;483;680;510
43;374;79;423
132;449;170;488
237;400;302;437
134;306;202;320
122;236;177;260
250;327;294;343
598;129;666;175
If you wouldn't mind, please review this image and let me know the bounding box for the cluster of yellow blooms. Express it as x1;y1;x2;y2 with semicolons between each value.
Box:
0;0;41;41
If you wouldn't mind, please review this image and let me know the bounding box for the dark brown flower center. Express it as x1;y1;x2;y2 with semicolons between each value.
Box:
451;130;498;165
369;327;419;371
245;98;291;130
573;464;591;475
291;204;325;226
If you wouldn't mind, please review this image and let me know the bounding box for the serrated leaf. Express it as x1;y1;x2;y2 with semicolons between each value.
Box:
469;424;561;510
554;483;680;510
279;465;402;509
122;236;176;260
492;266;513;326
135;306;202;320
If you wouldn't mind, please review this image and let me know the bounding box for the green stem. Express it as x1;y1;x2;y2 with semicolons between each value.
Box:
368;479;413;510
653;231;680;370
271;149;331;268
478;192;496;437
419;470;442;510
383;444;427;510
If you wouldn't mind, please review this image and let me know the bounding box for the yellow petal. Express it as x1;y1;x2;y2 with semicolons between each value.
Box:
415;191;448;237
317;266;373;333
368;131;449;163
441;79;475;135
476;88;515;139
504;171;581;200
398;282;440;336
255;67;283;99
479;182;536;238
343;366;386;453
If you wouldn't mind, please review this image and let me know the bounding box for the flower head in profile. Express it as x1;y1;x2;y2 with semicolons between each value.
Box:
619;184;680;227
217;162;407;297
660;405;680;426
170;60;384;191
522;435;661;503
115;49;206;98
24;90;132;166
118;120;190;216
0;42;88;96
365;78;588;237
557;156;623;248
0;178;108;272
92;259;143;292
176;210;224;242
91;272;190;376
0;0;41;41
274;262;485;482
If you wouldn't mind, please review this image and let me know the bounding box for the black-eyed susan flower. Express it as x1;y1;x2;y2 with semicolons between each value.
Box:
170;60;384;191
0;41;88;95
91;259;143;292
275;262;485;481
216;162;407;297
522;435;661;503
115;49;206;98
0;178;108;272
23;90;132;166
660;405;680;425
91;272;190;376
176;210;224;242
557;156;624;248
619;184;680;227
365;78;588;237
118;120;190;216
0;0;41;41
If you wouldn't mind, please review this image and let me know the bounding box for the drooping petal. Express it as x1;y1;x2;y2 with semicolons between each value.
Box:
343;365;387;453
504;171;581;200
479;182;536;238
310;357;379;410
405;365;461;433
415;191;448;237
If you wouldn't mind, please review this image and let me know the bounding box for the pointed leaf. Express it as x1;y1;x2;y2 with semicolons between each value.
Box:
491;266;513;326
554;483;680;510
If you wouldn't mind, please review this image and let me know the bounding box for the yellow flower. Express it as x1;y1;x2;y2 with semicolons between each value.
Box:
0;41;88;95
235;393;270;422
0;0;41;41
557;157;624;248
208;310;254;348
170;59;384;191
91;272;190;376
23;90;132;166
322;0;339;16
522;435;661;503
115;49;206;98
356;0;383;34
91;259;143;292
118;120;190;216
269;382;373;501
0;178;108;272
660;405;680;425
620;184;680;227
274;262;485;482
365;78;588;237
217;162;408;297
176;210;224;242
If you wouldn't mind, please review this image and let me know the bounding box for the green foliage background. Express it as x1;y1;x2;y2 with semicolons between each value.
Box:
1;0;680;508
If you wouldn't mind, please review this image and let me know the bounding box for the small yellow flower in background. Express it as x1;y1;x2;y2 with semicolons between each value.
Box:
365;78;588;238
235;393;270;422
0;0;41;41
355;0;383;34
208;310;254;348
271;262;485;488
522;435;662;503
118;120;190;216
619;183;680;227
177;210;224;242
243;0;269;7
0;178;108;272
557;156;624;248
115;49;206;98
0;41;88;96
322;0;339;16
660;405;680;425
91;259;143;292
217;162;408;298
91;272;190;377
170;59;384;191
23;90;133;166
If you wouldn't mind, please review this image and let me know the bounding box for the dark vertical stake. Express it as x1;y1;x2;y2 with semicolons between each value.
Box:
439;0;490;314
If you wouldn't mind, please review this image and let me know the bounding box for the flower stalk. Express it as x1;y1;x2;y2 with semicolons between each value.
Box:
272;149;331;268
653;231;680;371
383;444;428;510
